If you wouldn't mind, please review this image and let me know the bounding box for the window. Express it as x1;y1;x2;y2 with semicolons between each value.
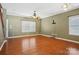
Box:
22;21;36;32
69;15;79;35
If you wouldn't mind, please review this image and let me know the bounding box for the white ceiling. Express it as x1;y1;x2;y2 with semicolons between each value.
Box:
1;3;79;18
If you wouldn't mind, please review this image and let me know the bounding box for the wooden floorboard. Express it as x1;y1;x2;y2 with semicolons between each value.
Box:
0;35;79;55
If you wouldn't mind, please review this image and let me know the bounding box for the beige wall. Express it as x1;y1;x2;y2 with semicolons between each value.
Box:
7;15;41;37
6;8;79;42
41;8;79;42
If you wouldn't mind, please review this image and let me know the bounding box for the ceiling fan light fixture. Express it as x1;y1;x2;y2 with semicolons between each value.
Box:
32;11;37;19
32;11;40;19
32;16;38;19
33;11;36;16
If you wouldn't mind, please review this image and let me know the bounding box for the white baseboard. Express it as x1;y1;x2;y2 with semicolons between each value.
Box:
41;34;79;44
55;37;79;44
40;34;79;44
40;34;53;37
7;34;54;39
7;34;42;38
7;34;79;44
0;40;7;51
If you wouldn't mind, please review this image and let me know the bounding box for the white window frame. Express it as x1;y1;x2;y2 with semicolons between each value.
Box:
21;21;36;32
69;15;79;36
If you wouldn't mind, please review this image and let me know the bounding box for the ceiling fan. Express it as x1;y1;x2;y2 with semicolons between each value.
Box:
28;11;41;20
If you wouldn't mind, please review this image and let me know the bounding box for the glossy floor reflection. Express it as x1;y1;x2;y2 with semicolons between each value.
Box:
1;35;79;55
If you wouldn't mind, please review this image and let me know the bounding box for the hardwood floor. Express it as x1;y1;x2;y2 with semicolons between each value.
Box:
0;35;79;55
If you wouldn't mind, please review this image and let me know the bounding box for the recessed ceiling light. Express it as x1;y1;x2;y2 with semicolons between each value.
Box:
63;3;69;10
